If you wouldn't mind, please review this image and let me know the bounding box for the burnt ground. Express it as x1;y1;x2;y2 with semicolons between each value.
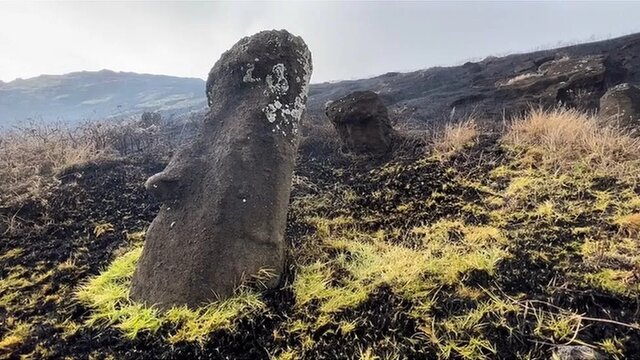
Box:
1;138;640;360
0;160;164;359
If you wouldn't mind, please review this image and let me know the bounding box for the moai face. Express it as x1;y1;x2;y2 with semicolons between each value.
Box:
130;30;312;309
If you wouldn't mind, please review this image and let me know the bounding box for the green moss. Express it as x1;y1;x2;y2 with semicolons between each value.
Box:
597;337;625;358
533;311;580;342
0;266;33;308
338;320;357;334
290;215;511;345
583;269;636;295
593;191;613;212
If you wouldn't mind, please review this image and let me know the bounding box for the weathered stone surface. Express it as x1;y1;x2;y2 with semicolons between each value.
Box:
130;30;312;309
553;345;607;360
599;83;640;133
496;55;608;110
325;91;396;154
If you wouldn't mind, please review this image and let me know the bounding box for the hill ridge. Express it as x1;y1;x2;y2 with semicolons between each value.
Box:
2;31;640;128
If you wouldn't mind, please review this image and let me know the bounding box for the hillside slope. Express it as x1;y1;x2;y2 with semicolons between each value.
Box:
0;70;206;128
307;32;640;127
1;33;639;129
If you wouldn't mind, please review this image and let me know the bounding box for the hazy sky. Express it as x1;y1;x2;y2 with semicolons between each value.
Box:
2;1;640;84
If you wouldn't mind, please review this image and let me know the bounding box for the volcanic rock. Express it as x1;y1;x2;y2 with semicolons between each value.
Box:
325;91;396;154
496;55;607;110
599;82;640;133
307;33;640;128
553;345;606;360
130;30;313;309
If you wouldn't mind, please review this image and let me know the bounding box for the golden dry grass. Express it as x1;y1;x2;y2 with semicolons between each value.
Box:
0;123;111;207
432;119;479;157
0;117;176;209
504;107;640;179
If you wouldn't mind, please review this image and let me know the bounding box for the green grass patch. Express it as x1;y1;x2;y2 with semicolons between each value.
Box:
75;244;266;343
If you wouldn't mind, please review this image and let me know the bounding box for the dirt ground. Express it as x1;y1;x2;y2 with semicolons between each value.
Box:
1;136;639;359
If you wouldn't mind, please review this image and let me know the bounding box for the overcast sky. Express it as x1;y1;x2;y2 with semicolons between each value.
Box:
1;1;640;84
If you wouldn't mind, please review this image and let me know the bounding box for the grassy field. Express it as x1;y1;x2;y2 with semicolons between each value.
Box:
1;109;639;359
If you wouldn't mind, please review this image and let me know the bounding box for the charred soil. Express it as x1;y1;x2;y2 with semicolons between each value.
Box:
1;134;639;359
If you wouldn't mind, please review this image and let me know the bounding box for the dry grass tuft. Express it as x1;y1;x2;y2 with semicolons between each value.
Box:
432;119;479;158
0;115;182;208
0;319;30;350
0;123;111;207
504;107;640;179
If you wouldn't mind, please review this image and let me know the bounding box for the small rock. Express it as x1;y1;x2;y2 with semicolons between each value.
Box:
553;345;607;360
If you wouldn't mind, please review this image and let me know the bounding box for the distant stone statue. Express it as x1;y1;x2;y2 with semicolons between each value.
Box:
325;91;396;154
130;30;312;309
599;83;640;134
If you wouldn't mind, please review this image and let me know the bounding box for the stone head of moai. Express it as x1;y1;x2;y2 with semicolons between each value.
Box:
130;30;312;309
599;83;640;135
325;90;396;154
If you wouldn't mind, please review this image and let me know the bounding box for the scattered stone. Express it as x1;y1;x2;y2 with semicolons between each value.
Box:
325;91;396;154
599;83;640;133
553;345;607;360
130;29;313;309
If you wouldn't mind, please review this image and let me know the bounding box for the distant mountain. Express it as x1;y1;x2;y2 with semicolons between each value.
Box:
0;70;206;128
2;32;640;130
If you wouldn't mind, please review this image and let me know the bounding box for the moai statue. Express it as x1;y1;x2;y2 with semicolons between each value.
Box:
130;30;312;309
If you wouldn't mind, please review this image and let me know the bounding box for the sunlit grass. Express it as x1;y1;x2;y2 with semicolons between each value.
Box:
432;118;479;158
75;244;266;343
504;107;640;179
0;320;30;350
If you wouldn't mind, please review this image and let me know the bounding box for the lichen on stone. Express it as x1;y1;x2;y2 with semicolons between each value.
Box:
261;49;312;138
265;63;289;95
242;63;260;83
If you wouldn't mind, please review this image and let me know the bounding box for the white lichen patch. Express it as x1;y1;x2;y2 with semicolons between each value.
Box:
265;63;289;95
261;51;312;140
242;63;260;83
264;108;277;123
611;83;631;91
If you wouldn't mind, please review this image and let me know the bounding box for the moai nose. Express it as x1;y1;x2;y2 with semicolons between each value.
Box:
145;171;180;202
